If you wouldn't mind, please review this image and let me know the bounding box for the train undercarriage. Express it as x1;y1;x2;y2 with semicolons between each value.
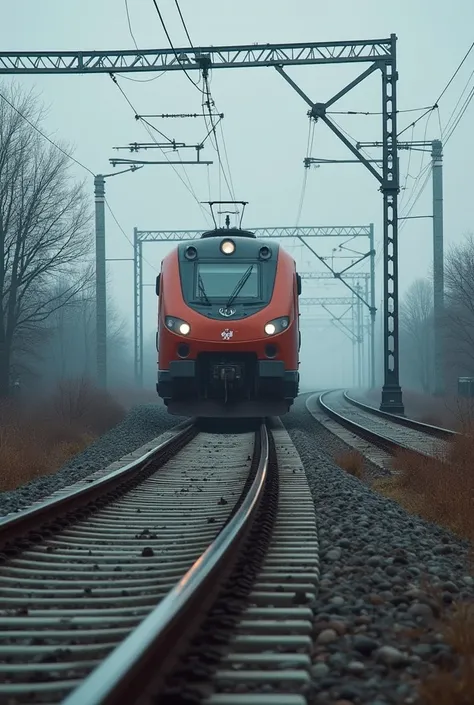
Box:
157;352;299;418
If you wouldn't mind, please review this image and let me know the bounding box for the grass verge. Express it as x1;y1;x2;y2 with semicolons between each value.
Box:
334;449;366;479
417;600;474;704
371;436;474;704
373;434;474;543
0;378;125;492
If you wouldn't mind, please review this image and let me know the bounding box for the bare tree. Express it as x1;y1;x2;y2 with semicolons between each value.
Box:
400;278;434;393
0;83;92;395
33;271;133;391
444;234;474;376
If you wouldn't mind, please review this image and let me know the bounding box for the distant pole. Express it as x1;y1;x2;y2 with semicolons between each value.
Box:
133;227;141;386
369;223;376;389
94;175;107;388
365;276;370;386
351;291;356;386
139;240;144;387
357;283;363;387
432;139;444;395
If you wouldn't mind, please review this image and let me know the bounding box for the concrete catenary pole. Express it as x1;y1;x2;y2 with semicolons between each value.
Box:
369;223;376;389
356;282;363;387
431;139;444;395
94;175;107;388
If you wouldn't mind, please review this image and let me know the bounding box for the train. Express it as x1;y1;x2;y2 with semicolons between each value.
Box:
155;218;301;417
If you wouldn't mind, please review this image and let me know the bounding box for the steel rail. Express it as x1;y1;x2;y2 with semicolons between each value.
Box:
0;420;196;553
343;390;456;439
318;391;434;457
62;422;270;705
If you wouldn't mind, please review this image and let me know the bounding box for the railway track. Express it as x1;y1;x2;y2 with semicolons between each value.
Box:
316;389;455;460
0;419;318;704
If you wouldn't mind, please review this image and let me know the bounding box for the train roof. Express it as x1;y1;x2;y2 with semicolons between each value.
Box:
200;227;255;239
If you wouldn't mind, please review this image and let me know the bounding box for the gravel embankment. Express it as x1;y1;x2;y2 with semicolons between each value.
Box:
284;395;474;705
287;393;390;481
0;403;183;517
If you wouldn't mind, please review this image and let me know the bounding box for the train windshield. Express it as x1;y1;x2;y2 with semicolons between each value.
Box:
195;263;260;300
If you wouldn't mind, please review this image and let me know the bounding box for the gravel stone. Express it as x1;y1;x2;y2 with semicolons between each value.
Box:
374;646;409;666
311;662;330;679
330;596;345;607
346;660;366;674
282;395;474;705
353;635;380;655
317;628;338;645
326;548;342;561
0;402;184;517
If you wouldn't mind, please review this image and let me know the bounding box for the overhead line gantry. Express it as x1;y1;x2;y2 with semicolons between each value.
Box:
0;36;401;411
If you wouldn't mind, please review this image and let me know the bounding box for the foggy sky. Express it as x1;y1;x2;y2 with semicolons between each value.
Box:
2;1;473;388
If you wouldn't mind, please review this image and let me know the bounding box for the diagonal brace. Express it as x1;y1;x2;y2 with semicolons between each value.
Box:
325;62;380;108
298;236;372;310
276;64;383;183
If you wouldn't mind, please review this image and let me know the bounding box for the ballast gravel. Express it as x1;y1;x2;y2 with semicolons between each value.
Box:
284;395;474;705
0;402;183;517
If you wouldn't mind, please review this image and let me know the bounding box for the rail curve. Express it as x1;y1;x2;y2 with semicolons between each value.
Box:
317;390;453;458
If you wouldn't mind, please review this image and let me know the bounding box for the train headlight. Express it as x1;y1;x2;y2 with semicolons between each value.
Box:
165;316;191;336
264;317;289;336
221;239;235;255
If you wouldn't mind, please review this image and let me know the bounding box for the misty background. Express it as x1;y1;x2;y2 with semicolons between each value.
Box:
1;1;473;396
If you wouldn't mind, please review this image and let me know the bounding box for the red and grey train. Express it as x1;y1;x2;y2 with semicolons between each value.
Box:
155;226;301;417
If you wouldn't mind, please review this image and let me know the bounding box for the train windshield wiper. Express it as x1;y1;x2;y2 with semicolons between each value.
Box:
197;274;212;306
226;265;254;308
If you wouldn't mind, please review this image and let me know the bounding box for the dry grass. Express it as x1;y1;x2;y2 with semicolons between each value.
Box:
418;601;474;705
363;388;459;431
0;378;125;492
334;449;365;479
372;431;474;543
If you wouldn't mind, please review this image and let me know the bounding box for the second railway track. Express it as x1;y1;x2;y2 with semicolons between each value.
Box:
0;419;319;705
316;389;454;458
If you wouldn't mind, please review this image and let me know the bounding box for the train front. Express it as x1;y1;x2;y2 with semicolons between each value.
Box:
156;228;300;417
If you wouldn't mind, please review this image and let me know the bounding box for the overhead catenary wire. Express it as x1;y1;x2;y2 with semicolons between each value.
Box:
121;0;165;82
398;108;433;211
202;73;235;202
124;0;139;49
399;44;474;215
174;0;194;48
444;84;474;145
0;89;94;177
147;0;234;214
399;165;432;234
109;73;212;225
150;0;206;95
295;118;315;228
327;105;433;116
399;123;415;208
397;39;474;137
443;71;474;144
0;87;155;262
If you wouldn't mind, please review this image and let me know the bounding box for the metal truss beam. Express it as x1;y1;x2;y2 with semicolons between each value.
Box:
135;225;371;242
300;271;370;280
300;297;353;305
2;36;389;397
0;39;393;75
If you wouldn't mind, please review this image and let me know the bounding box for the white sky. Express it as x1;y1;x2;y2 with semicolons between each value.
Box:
2;1;473;388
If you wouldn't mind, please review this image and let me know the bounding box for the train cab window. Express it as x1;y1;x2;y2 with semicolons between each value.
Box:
195;263;260;300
